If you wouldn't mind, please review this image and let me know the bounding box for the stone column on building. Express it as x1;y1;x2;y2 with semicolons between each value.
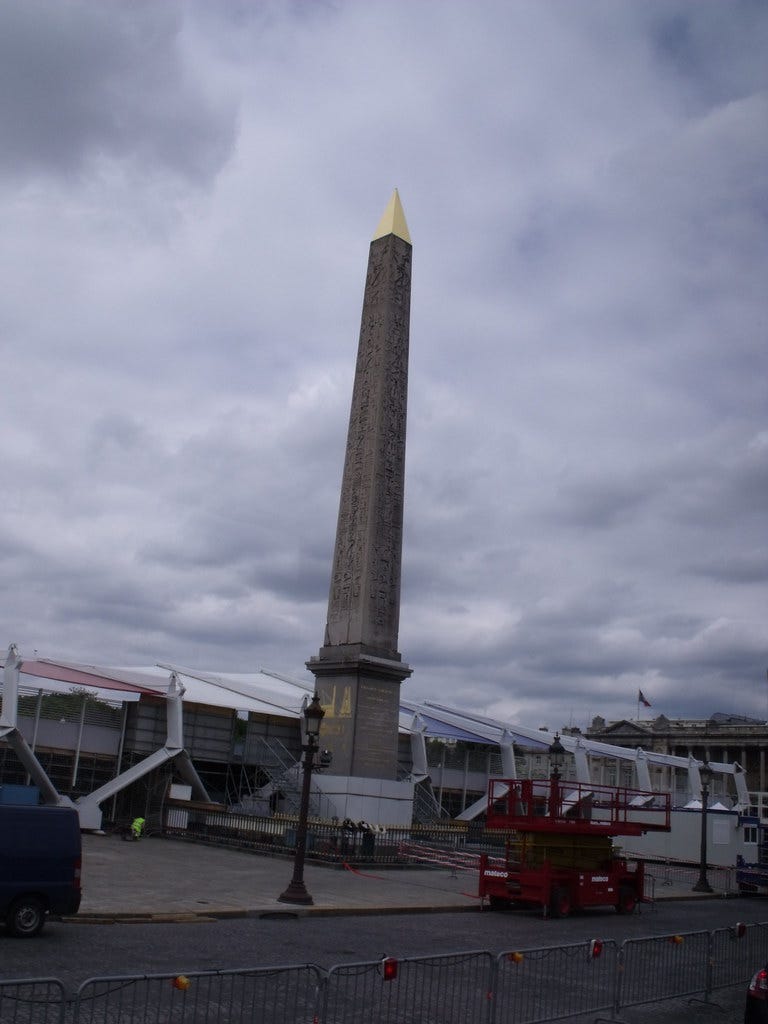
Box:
307;191;413;797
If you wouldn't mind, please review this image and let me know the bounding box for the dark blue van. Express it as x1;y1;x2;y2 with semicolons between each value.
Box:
0;805;82;936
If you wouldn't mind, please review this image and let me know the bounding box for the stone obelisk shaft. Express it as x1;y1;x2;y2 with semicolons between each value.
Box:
326;199;411;657
308;191;413;780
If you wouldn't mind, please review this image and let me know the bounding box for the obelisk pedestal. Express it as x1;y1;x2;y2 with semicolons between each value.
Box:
307;191;414;825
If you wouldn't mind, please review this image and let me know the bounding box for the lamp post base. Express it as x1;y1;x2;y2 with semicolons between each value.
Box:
692;876;713;894
278;881;314;906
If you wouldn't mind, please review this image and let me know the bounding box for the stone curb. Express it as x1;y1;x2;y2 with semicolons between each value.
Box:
66;903;481;925
62;890;725;926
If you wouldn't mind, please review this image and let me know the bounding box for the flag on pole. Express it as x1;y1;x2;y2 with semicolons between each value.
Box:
638;689;652;708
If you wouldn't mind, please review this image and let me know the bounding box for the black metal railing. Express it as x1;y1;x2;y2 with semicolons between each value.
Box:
161;802;508;866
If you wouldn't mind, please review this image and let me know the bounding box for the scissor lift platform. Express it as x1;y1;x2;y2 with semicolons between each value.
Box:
479;778;671;917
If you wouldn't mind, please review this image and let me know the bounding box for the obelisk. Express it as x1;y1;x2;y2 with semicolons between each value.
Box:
307;191;413;787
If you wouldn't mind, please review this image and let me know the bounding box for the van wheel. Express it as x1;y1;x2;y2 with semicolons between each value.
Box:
550;887;571;919
6;896;46;938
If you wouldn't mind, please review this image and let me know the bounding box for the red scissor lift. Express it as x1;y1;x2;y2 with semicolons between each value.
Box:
478;778;671;917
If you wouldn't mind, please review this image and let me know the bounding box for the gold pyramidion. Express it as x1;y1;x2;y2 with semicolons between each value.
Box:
372;189;411;243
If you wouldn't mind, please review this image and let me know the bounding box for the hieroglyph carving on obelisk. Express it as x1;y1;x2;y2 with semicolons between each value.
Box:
308;191;413;779
325;191;411;657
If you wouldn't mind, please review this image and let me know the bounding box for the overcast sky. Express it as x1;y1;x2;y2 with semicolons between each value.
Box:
1;1;766;731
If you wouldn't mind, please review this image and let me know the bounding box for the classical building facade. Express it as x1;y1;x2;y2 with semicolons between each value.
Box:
585;712;768;813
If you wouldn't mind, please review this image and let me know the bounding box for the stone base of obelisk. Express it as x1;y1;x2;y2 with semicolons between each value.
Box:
307;648;412;778
307;648;414;825
313;773;414;826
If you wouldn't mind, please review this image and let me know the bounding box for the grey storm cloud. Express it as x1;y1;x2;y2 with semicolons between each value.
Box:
0;0;766;730
0;1;236;182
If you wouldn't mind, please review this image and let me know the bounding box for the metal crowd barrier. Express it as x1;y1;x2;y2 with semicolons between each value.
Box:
3;923;767;1023
617;930;711;1009
321;950;495;1024
494;940;619;1023
74;964;323;1024
642;858;737;894
0;978;66;1024
709;920;768;995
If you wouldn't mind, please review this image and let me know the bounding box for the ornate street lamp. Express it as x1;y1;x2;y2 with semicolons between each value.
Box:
549;733;565;781
278;693;325;905
548;732;565;818
692;760;714;894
